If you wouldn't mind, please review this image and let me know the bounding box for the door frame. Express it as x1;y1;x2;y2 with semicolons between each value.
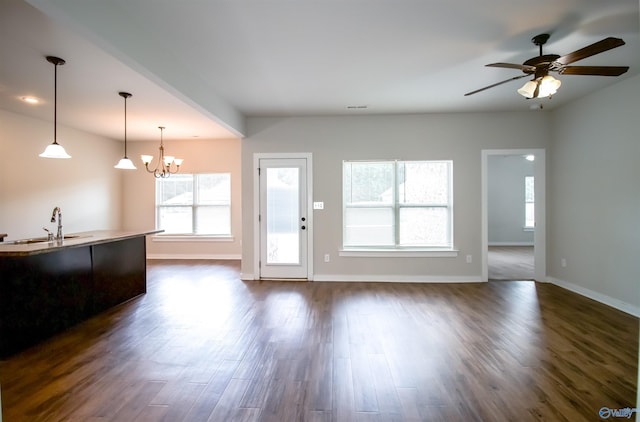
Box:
253;153;314;280
481;149;546;282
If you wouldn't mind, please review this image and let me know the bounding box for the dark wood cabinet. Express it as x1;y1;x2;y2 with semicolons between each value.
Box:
0;236;147;358
92;237;146;314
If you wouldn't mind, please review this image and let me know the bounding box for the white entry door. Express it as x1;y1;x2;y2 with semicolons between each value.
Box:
258;158;309;279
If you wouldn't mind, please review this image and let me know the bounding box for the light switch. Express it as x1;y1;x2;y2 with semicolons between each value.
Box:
313;201;324;210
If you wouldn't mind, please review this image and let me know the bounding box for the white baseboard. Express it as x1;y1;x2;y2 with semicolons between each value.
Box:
312;274;483;283
240;272;481;283
147;254;241;260
488;242;534;246
547;276;640;317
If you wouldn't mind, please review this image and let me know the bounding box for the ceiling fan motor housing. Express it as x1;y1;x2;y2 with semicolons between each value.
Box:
523;54;561;75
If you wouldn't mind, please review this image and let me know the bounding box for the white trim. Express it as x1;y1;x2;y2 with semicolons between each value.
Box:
147;254;241;260
339;249;458;258
547;277;640;318
488;242;534;247
314;274;482;283
482;149;546;282
151;235;235;242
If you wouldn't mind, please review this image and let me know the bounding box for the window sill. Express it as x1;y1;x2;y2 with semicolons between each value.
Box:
152;235;235;243
339;249;459;258
523;227;535;232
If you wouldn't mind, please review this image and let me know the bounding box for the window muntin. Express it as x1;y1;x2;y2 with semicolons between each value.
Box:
156;173;231;235
343;160;452;249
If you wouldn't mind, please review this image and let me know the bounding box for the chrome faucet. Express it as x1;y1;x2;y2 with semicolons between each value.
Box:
50;207;63;240
43;227;54;242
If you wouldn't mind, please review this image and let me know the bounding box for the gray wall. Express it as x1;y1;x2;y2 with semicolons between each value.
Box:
488;155;535;245
242;112;549;281
548;73;640;314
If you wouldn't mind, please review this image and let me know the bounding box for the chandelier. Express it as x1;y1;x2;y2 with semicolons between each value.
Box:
141;126;183;178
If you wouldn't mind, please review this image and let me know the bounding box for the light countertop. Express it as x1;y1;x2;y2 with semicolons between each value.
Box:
0;229;162;257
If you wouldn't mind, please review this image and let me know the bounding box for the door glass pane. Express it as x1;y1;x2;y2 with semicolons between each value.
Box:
266;167;300;264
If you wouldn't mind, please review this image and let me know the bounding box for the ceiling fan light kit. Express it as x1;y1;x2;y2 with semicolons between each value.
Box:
517;75;561;99
465;33;629;100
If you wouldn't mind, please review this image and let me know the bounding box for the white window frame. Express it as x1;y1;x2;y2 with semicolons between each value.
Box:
340;160;456;257
155;173;231;238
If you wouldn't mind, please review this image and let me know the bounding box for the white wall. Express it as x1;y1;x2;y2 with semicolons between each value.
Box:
242;112;550;281
121;138;242;259
548;74;640;315
488;155;535;245
0;109;122;240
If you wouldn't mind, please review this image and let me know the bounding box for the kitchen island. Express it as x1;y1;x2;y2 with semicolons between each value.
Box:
0;230;159;358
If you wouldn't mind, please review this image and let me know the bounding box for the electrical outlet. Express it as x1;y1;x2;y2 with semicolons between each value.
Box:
561;258;567;268
324;254;330;262
466;254;472;264
313;202;324;210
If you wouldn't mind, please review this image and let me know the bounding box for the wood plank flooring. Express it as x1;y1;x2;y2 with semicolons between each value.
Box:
488;246;534;281
1;259;637;421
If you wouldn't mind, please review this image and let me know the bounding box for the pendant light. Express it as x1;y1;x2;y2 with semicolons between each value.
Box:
114;92;137;169
39;56;71;159
141;126;183;178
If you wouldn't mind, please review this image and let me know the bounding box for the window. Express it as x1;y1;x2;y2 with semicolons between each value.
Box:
343;160;453;249
156;173;231;235
524;176;535;229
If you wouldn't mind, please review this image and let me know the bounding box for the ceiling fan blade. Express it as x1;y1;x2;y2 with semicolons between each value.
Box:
559;65;629;76
486;62;536;72
555;37;626;65
464;74;530;96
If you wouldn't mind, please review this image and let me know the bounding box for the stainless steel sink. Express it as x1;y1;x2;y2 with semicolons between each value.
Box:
10;237;49;245
9;234;86;245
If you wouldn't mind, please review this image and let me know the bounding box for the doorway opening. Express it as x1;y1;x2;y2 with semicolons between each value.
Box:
481;149;545;282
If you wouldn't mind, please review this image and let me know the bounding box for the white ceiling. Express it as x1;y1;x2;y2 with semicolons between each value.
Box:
1;0;638;142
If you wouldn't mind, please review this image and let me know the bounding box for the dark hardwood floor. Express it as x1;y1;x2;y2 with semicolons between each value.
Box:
1;260;637;421
488;246;534;281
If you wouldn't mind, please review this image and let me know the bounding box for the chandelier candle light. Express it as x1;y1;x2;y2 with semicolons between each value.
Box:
114;92;136;169
141;126;183;178
39;56;71;159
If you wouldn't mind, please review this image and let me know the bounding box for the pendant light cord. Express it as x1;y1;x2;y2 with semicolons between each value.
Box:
53;60;57;144
123;95;128;156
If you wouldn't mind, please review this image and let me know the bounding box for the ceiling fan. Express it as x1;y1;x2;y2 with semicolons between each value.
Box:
464;33;629;98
